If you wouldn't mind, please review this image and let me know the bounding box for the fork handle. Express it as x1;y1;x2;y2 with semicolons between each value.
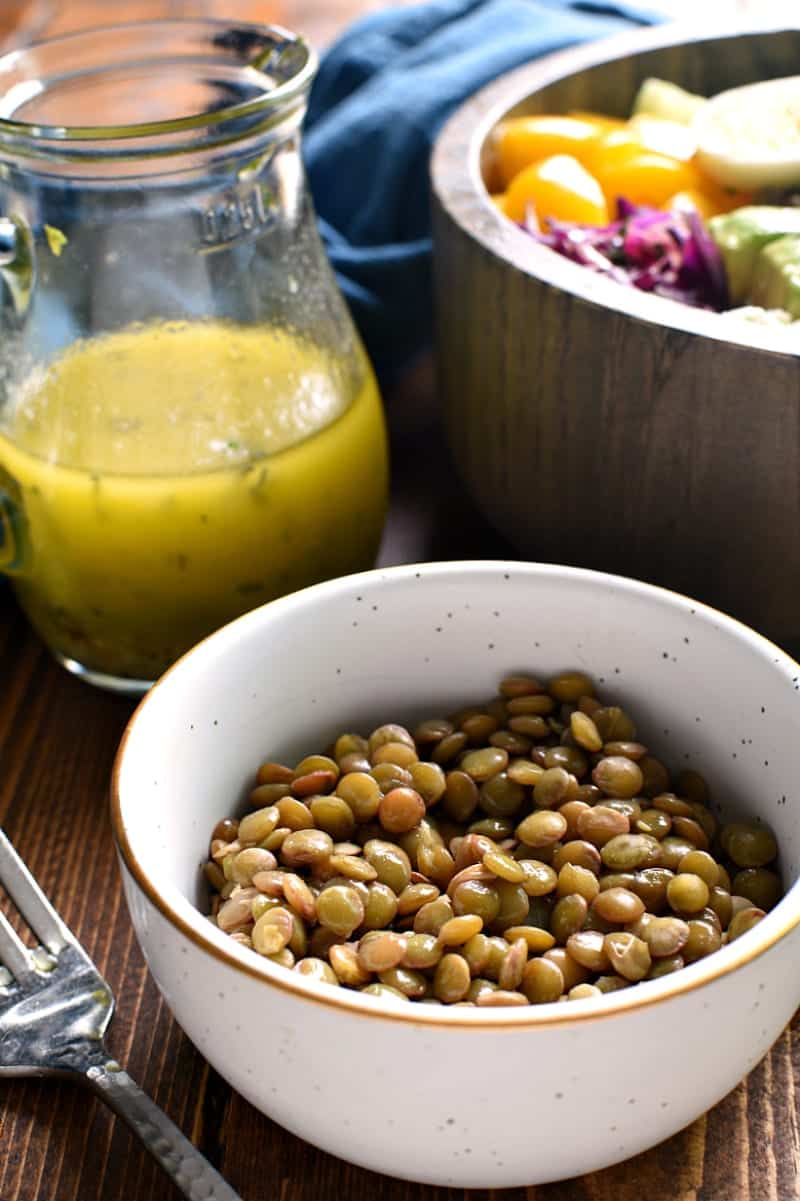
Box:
85;1060;244;1201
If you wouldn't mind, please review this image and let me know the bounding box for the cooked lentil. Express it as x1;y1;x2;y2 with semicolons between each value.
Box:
205;672;783;1006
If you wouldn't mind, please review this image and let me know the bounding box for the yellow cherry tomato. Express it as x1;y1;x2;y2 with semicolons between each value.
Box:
589;139;709;209
567;109;628;134
581;130;645;175
494;116;601;188
502;154;609;226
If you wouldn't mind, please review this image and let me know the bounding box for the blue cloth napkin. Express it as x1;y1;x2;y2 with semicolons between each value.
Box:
304;0;660;381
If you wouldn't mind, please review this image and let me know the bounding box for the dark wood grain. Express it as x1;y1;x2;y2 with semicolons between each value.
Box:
0;4;798;1200
431;25;800;655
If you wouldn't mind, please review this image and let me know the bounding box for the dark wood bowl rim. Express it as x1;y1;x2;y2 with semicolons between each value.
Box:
431;20;800;360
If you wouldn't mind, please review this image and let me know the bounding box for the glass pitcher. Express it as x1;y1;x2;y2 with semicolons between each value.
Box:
0;21;388;693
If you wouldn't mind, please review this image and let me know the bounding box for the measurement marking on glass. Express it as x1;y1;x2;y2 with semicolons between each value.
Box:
201;187;276;247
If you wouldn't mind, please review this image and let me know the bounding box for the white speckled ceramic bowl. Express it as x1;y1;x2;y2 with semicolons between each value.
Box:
112;561;800;1187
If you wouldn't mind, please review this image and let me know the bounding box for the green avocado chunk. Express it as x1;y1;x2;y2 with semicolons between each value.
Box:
748;235;800;318
709;207;800;303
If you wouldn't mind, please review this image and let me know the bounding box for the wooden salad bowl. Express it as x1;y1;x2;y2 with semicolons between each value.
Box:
431;23;800;650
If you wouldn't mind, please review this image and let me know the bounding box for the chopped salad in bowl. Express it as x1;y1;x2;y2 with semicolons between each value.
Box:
489;75;800;330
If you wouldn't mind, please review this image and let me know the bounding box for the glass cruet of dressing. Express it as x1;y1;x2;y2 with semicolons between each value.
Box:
0;20;388;693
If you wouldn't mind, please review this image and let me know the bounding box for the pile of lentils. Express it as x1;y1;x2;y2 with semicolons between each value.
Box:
205;672;782;1007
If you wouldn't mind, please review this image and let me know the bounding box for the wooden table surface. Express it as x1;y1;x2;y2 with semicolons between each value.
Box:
0;3;798;1200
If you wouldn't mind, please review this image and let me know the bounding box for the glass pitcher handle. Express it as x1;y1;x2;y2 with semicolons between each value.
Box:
0;483;26;574
0;215;35;319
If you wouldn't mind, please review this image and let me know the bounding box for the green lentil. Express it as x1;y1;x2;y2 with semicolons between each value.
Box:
521;957;564;1003
402;933;443;970
450;879;502;925
722;822;778;868
731;868;782;911
207;670;785;1009
433;953;471;1003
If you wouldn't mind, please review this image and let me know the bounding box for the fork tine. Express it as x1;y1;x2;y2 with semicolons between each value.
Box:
0;907;34;981
0;829;72;955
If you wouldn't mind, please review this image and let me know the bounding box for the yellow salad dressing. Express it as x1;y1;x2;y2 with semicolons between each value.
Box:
0;322;388;681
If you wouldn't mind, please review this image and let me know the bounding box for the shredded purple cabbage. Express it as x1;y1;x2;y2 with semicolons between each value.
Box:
525;199;729;311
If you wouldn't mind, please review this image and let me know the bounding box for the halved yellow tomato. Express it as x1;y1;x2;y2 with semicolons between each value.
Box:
493;116;601;188
501;154;609;226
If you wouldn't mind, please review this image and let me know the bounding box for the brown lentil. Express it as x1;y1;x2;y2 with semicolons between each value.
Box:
413;896;454;936
516;810;568;848
503;925;556;954
566;930;610;973
647;954;685;979
493;881;531;930
556;863;600;902
379;787;426;834
732;868;782;911
434;953;471;1003
577;805;629;847
252;906;294;956
592;886;645;925
498;937;529;990
371;763;414;795
256;761;296;786
543;947;589;991
294;957;339;984
671;815;709;851
277;795;318;829
532;767;572;809
476;988;529;1006
544;746;588;778
410;761;447;806
521;957;564;1003
635;809;672;840
551;893;589;943
518;859;559;897
707;885;734;929
206;671;785;1008
431;731;468;765
604;932;651;981
638;756;671;797
666;873;710;916
593;706;636;742
630;867;673;912
683;918;722;962
248;782;291;808
237;806;280;845
722;822;778;869
553;839;602;874
570;711;603;752
309;796;357;841
558;801;591;840
593;756;644;799
727;906;767;941
507;693;555;716
483;849;525;883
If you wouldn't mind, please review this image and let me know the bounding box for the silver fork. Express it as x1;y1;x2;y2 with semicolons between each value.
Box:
0;829;244;1201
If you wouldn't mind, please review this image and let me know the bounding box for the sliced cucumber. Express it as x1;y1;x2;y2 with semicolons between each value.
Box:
631;77;706;125
693;75;800;189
